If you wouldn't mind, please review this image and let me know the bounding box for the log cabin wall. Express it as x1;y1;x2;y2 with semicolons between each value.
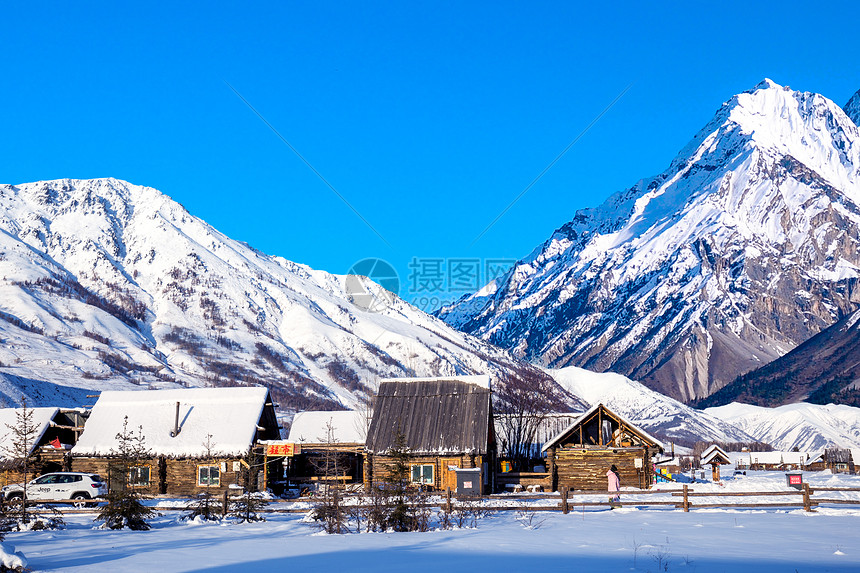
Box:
365;453;487;493
72;456;249;496
552;447;653;491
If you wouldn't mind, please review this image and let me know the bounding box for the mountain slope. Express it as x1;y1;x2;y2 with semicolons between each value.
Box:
0;178;576;411
697;308;860;407
440;80;860;403
548;366;756;448
705;402;860;451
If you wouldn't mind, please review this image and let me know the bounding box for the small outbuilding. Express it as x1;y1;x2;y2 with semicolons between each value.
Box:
286;410;368;486
700;444;731;481
71;387;281;496
364;376;496;494
542;403;664;491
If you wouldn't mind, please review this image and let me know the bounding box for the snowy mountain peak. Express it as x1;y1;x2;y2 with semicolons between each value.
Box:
440;81;860;403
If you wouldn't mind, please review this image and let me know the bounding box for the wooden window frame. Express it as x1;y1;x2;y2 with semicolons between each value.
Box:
128;465;151;487
410;463;434;486
197;464;221;487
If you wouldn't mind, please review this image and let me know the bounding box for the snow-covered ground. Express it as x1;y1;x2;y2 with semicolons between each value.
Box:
9;471;860;572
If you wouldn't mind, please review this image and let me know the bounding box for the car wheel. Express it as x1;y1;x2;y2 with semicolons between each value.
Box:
6;493;23;505
71;493;90;508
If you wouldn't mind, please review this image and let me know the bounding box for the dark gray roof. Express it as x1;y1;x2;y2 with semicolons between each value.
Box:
825;448;853;463
365;379;492;455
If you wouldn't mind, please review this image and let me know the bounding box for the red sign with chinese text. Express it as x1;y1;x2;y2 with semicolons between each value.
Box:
266;443;296;457
788;474;802;485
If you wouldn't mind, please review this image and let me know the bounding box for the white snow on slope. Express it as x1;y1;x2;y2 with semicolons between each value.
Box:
547;366;755;446
705;401;860;451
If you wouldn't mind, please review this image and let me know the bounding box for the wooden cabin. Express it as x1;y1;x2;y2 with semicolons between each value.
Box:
364;376;496;495
286;410;367;486
747;451;809;471
542;403;664;491
804;452;825;471
0;407;86;486
824;448;855;474
71;387;281;496
700;445;731;481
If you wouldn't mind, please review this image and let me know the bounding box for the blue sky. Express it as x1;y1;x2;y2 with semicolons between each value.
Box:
4;2;859;310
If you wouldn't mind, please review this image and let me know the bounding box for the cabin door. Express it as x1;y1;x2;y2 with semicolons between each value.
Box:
441;458;460;491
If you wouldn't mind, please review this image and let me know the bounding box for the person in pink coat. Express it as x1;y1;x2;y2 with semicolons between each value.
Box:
607;464;621;508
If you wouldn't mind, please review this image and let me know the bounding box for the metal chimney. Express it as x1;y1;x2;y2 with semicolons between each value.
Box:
170;401;181;437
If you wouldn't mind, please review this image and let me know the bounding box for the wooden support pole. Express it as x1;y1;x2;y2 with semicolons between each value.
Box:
561;487;569;514
221;488;229;518
682;484;690;512
446;487;452;513
803;483;812;512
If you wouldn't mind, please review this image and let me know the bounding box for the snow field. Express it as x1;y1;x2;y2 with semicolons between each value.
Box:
8;471;860;572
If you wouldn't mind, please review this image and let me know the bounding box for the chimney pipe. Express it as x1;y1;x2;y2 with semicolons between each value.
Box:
170;401;181;437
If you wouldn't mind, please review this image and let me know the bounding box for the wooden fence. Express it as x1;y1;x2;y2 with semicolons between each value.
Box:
18;485;860;514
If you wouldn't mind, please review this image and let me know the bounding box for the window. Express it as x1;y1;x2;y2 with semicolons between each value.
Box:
33;475;58;485
129;466;151;486
411;464;434;485
198;465;220;487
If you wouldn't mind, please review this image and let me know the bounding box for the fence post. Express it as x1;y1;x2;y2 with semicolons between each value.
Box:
682;484;689;512
802;483;812;512
221;488;229;518
561;487;569;514
445;487;452;513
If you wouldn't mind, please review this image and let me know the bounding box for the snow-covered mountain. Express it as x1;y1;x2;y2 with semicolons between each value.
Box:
548;366;756;448
0;178;571;411
705;402;860;451
440;80;860;403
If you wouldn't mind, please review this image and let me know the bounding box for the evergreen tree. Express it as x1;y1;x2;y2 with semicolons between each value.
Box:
386;425;412;532
95;416;156;530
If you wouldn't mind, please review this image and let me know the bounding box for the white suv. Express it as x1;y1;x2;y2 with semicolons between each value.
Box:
2;472;107;507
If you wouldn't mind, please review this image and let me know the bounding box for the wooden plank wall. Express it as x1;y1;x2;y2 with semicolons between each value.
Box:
554;448;653;491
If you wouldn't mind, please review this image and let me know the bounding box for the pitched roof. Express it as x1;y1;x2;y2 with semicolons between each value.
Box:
541;403;664;452
0;407;59;459
365;377;492;455
288;411;368;444
72;387;279;458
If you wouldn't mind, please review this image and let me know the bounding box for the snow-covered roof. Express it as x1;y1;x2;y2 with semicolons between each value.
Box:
0;407;59;459
72;388;275;458
541;403;665;453
288;411;367;444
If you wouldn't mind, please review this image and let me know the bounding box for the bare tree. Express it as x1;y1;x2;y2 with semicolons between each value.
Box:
183;433;221;521
311;420;349;534
4;397;38;524
495;370;568;471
